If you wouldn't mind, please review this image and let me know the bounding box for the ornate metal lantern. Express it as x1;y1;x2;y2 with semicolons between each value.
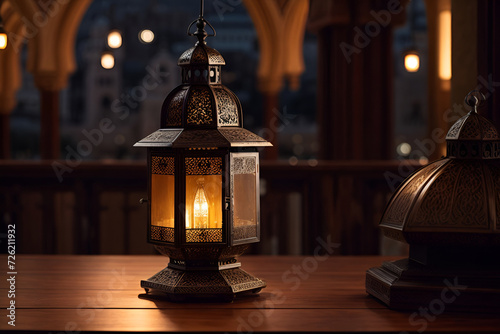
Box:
135;5;271;301
366;91;500;311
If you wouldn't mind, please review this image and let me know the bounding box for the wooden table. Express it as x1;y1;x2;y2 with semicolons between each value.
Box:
1;255;499;332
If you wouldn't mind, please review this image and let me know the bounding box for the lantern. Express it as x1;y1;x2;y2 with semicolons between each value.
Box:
366;91;500;312
134;4;271;301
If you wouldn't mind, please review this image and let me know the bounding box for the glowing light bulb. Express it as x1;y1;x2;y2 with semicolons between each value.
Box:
139;29;155;44
193;179;209;229
0;32;7;50
404;52;420;72
107;30;122;49
101;52;115;69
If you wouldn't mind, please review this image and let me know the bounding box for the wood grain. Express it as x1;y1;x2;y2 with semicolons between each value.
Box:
1;255;499;332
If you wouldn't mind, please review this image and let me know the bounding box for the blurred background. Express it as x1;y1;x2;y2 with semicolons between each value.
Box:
1;0;497;256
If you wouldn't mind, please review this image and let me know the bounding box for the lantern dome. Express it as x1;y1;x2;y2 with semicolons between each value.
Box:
177;43;226;66
380;92;500;246
135;19;270;149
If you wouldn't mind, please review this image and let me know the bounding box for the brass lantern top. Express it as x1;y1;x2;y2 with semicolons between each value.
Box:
134;14;271;149
380;91;500;246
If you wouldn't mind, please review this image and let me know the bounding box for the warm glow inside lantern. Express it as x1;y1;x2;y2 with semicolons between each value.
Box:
135;7;270;301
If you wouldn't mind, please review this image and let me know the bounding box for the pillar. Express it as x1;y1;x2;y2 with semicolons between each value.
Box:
308;0;407;160
477;0;500;129
0;0;23;159
39;88;61;159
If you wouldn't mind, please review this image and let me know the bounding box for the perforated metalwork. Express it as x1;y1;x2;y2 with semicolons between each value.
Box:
139;130;181;144
231;156;256;175
459;117;481;139
382;159;448;227
173;130;228;147
479;117;499;139
446;115;467;139
185;157;222;175
151;225;175;242
151;156;175;175
186;228;223;243
192;46;207;63
166;89;187;127
447;141;500;159
174;271;232;294
232;225;257;240
221;269;262;293
178;47;195;65
215;88;239;126
142;267;265;297
410;161;489;228
182;247;223;260
219;128;268;143
206;46;225;65
187;86;213;125
145;267;183;293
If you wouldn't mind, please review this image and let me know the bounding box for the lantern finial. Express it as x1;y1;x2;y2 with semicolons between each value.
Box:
464;89;485;113
187;0;216;45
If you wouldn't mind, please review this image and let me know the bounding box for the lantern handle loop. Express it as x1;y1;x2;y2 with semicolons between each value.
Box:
465;90;486;112
187;0;216;43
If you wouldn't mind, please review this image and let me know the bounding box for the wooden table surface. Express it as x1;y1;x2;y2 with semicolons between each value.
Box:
1;255;499;333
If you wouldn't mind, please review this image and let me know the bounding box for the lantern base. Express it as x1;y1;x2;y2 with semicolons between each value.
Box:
366;258;500;312
141;264;266;302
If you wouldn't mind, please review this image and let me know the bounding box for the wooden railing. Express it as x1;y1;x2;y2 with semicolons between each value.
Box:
0;160;421;255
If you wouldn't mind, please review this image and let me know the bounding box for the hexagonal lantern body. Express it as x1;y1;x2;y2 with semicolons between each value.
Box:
366;93;500;312
134;28;271;301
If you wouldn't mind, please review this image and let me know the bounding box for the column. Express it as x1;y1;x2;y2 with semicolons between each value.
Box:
309;0;407;160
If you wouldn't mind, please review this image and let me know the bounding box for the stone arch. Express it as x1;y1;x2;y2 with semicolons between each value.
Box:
19;0;94;90
0;0;93;158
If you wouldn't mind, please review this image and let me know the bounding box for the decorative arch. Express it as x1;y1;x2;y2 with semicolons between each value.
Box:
242;0;309;159
282;0;309;90
19;0;93;90
0;0;93;159
243;0;309;94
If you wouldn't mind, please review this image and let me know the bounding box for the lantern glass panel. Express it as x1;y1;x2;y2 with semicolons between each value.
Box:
185;156;223;243
231;153;259;243
150;156;175;242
